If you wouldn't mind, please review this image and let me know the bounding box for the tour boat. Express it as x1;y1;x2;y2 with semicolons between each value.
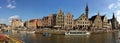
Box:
65;30;90;35
26;31;35;34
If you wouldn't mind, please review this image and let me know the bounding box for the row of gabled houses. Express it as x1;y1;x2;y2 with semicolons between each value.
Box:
0;4;119;31
73;12;119;30
23;4;119;30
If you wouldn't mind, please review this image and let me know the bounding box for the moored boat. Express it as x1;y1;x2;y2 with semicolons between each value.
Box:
43;33;51;37
65;30;90;35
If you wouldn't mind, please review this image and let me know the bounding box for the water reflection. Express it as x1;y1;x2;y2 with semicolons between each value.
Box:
64;35;90;43
4;31;120;43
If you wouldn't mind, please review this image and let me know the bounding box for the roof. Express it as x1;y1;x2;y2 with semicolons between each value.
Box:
108;19;112;23
101;15;105;21
89;14;107;22
89;15;97;22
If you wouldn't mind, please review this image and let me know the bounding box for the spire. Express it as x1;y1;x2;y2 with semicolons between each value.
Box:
98;11;100;16
59;8;63;14
113;12;115;19
86;3;89;11
85;3;89;18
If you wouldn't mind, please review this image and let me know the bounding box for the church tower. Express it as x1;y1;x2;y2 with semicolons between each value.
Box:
112;12;117;29
85;3;89;18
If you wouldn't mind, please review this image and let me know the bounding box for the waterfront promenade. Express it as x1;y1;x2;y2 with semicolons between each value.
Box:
35;29;66;35
0;34;24;43
35;28;119;34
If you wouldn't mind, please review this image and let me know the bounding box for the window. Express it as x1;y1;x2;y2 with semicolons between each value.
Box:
81;18;82;20
70;32;76;34
85;18;87;20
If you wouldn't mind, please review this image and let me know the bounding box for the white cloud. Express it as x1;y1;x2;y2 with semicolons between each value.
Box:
9;15;20;20
7;0;10;2
117;2;120;7
115;10;120;24
116;10;120;15
119;0;120;1
102;12;108;15
12;1;15;3
0;6;2;9
93;13;97;15
7;4;16;9
6;0;16;9
108;1;120;10
108;3;116;9
117;16;120;24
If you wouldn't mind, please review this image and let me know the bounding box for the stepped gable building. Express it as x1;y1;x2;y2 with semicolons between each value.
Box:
76;13;90;30
41;16;49;27
36;14;57;28
37;19;43;28
56;8;65;28
24;19;38;29
0;24;7;29
11;19;23;28
89;13;110;30
64;12;74;29
48;14;54;27
75;4;90;30
89;12;103;29
101;14;108;29
48;14;56;28
89;12;119;30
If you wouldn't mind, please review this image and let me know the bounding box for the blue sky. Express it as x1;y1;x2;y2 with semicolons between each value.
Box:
0;0;120;25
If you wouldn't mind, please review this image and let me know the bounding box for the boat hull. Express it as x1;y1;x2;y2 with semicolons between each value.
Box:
65;31;90;35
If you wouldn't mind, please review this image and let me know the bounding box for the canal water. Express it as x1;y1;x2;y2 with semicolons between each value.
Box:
5;31;120;43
